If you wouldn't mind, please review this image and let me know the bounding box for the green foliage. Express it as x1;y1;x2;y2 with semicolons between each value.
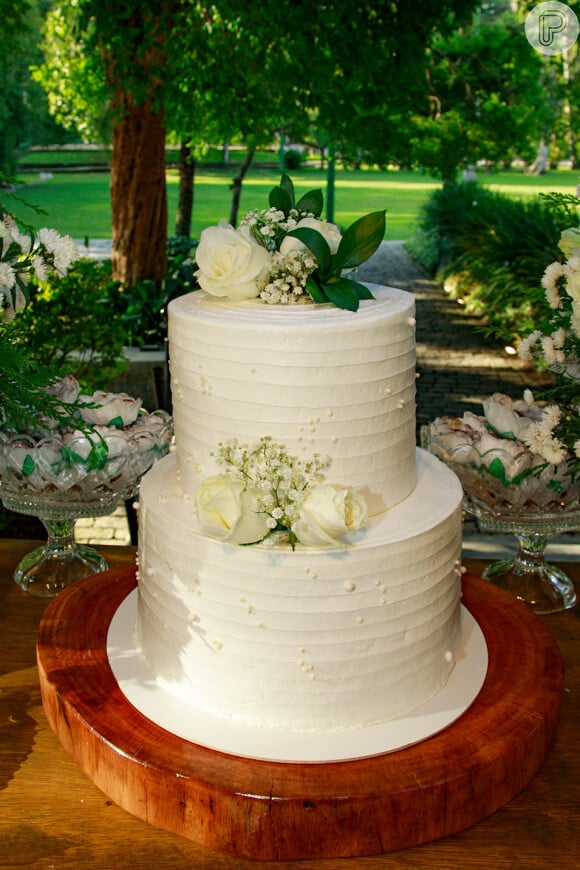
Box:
0;331;87;433
10;259;128;389
412;12;557;180
264;174;385;311
284;149;303;170
409;182;571;344
106;237;197;347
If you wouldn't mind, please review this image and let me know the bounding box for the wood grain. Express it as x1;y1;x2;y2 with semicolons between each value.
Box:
1;540;578;869
35;564;564;862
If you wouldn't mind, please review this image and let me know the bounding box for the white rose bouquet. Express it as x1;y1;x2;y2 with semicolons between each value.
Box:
195;436;368;549
0;374;172;492
425;391;580;510
194;174;385;312
427;192;580;506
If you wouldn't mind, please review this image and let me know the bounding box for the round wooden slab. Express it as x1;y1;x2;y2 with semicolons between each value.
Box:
37;569;564;862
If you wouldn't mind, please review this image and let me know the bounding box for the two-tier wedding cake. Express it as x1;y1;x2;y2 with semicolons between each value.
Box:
135;178;463;734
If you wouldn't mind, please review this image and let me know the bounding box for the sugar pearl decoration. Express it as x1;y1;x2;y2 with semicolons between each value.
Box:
344;581;356;592
445;650;454;663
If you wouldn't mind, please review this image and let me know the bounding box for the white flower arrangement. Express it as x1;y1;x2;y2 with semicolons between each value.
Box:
425;391;580;510
195;436;368;548
428;204;580;500
0;374;172;492
194;174;386;312
515;219;580;477
0;212;78;322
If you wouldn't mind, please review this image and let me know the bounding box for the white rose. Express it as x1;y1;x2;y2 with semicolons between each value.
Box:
195;475;270;544
482;393;531;439
476;431;531;479
195;220;271;301
571;301;580;338
280;218;342;257
559;227;580;258
46;374;81;405
566;269;580;303
293;484;368;547
79;391;142;427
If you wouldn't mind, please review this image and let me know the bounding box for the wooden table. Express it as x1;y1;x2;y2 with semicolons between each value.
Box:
1;538;578;869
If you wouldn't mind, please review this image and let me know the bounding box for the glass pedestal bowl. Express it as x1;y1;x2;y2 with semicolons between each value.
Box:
0;412;172;597
422;427;579;614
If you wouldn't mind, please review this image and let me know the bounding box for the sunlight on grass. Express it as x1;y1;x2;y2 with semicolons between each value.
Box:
10;166;580;243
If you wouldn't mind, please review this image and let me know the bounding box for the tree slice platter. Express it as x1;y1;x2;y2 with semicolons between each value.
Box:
37;569;564;862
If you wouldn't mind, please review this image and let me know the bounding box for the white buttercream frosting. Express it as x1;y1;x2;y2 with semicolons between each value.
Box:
136;449;463;732
168;285;417;515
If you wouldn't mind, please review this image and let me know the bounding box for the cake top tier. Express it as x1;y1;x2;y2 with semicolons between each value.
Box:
168;285;418;518
170;282;413;333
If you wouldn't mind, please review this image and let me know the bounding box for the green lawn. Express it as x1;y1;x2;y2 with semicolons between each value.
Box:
9;166;580;242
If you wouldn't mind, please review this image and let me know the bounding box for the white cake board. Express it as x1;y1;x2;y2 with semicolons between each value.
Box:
107;591;488;764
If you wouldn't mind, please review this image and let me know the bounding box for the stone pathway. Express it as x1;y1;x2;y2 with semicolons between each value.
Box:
356;241;546;434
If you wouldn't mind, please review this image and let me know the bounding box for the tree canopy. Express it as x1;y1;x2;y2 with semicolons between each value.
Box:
411;10;559;180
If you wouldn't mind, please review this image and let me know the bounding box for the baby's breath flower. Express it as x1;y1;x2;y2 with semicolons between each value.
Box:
213;436;334;545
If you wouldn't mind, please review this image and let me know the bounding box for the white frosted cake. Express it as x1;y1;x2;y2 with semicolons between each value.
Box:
136;285;464;733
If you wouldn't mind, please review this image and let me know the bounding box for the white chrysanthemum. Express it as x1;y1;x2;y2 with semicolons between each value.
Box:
522;423;567;464
0;261;16;291
32;254;51;282
37;226;63;251
53;236;78;276
518;330;542;361
540;404;561;432
552;327;567;348
541;336;566;366
540;439;568;465
542;261;565;309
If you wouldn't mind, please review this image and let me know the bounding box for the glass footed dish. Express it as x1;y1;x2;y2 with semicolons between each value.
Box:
0;411;173;597
422;426;579;614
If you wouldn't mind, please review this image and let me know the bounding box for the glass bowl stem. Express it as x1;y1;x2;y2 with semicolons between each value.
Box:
14;517;108;597
482;531;577;614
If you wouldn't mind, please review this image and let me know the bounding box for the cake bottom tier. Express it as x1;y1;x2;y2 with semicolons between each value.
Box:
136;449;464;732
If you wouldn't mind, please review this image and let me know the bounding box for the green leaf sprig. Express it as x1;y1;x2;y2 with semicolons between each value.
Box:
270;174;386;312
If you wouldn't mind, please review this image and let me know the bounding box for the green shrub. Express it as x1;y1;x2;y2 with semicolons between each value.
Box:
11;259;128;390
108;237;197;348
284;149;303;170
408;182;574;344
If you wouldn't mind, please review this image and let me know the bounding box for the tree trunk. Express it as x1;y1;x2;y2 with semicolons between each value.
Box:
228;146;256;227
110;99;167;286
175;141;196;238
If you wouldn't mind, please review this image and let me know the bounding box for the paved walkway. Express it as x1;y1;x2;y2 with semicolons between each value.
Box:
356;241;547;433
75;241;578;560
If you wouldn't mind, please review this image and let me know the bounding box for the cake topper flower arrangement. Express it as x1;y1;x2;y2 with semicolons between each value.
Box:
426;206;580;508
194;173;386;311
196;436;368;548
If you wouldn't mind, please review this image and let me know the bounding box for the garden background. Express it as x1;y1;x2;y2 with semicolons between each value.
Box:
3;0;580;537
